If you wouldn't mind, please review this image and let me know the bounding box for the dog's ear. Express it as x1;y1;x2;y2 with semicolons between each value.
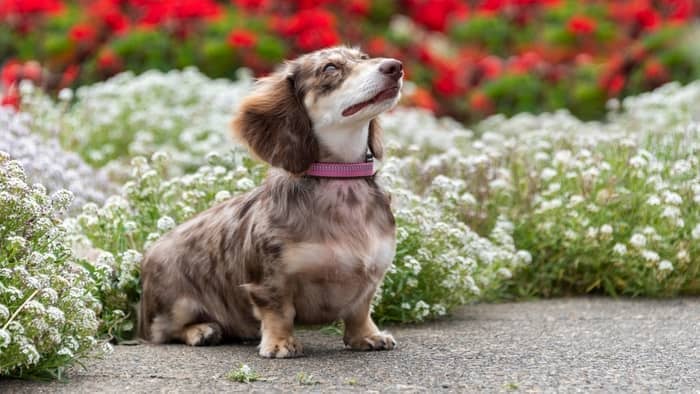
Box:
368;118;383;160
233;64;319;174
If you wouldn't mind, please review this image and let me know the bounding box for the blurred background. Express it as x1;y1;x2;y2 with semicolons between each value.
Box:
2;0;699;124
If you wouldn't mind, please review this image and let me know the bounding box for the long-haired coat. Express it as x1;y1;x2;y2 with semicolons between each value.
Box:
139;46;403;358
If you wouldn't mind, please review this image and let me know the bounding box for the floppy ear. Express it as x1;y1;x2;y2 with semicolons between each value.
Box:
368;118;384;160
232;65;319;174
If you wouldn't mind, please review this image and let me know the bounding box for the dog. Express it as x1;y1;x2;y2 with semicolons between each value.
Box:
138;46;403;358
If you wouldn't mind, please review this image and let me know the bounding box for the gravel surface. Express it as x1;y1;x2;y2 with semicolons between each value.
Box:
2;297;699;393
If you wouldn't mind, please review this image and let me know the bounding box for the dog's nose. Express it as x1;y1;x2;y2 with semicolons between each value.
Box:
379;59;403;81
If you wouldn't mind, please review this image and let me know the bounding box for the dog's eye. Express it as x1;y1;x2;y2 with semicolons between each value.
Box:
322;63;338;73
360;54;369;60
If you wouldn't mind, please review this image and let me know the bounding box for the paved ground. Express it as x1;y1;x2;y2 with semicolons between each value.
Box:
2;297;699;393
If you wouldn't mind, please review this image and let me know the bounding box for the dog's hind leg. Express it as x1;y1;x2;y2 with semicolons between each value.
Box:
178;322;223;346
149;297;222;346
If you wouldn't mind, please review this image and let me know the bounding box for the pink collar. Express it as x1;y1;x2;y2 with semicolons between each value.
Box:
305;161;375;178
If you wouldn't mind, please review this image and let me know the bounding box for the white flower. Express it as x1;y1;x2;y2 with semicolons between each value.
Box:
496;267;512;279
662;191;682;205
569;195;585;205
646;195;661;206
586;227;598;239
661;206;680;219
629;233;646;248
691;224;700;240
0;328;10;349
236;178;255;191
612;243;627;256
157;216;176;232
540;168;557;181
658;260;673;271
629;156;647;168
58;88;73;101
600;224;613;236
0;304;9;320
151;151;170;165
57;347;74;358
641;250;660;263
215;190;232;202
515;250;532;265
123;221;138;233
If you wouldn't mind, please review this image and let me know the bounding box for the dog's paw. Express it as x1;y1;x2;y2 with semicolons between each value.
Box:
259;336;304;358
183;323;222;346
345;331;397;351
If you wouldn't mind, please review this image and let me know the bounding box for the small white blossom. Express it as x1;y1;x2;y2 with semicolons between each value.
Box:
641;250;660;263
156;216;176;232
629;233;646;248
658;260;673;271
612;243;627;256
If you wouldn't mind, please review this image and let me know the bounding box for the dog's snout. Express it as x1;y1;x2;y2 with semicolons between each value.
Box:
379;59;403;81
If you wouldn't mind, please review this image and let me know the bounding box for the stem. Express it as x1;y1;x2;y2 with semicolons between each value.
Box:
2;288;41;331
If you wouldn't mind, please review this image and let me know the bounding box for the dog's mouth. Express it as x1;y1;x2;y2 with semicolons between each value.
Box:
342;85;400;117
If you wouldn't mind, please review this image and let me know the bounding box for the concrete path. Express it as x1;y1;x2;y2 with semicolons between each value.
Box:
3;298;699;393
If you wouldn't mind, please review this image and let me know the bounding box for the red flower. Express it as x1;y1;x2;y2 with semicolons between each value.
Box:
280;9;335;36
367;37;387;56
97;48;121;70
1;60;22;87
478;56;503;79
601;74;626;97
69;24;98;43
469;90;494;113
410;87;437;112
22;61;43;82
89;0;129;33
347;0;370;16
60;64;79;88
643;59;668;81
478;0;506;13
433;63;462;97
567;15;597;35
509;51;542;74
667;0;693;21
634;7;661;30
408;0;465;32
296;28;339;51
133;0;221;25
1;86;20;110
227;29;257;48
232;0;267;11
1;0;63;15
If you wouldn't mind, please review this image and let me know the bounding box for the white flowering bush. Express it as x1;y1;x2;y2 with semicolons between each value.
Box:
503;129;700;297
0;154;105;378
388;81;700;298
0;107;114;211
374;158;528;322
19;68;254;177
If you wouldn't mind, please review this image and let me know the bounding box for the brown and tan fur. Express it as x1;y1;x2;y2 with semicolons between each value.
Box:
139;46;403;358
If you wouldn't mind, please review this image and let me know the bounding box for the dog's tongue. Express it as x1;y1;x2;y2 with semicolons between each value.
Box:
342;87;398;117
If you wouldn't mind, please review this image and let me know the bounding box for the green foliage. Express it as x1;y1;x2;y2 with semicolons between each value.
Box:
0;154;106;379
226;364;260;383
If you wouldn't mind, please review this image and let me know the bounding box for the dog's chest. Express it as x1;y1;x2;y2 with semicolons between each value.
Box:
283;180;396;323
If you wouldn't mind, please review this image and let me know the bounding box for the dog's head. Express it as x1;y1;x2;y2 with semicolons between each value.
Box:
233;46;403;174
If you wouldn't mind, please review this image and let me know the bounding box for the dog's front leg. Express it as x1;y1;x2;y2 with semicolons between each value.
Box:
255;300;304;358
343;297;396;351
